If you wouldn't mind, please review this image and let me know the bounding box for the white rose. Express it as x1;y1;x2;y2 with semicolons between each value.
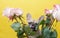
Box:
3;8;23;20
11;8;23;16
52;4;60;21
3;8;14;17
45;9;53;14
3;8;23;17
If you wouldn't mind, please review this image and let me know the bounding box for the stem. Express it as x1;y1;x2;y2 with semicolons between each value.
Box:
19;16;24;24
41;24;44;38
54;20;58;26
15;17;18;22
19;16;29;38
13;14;19;22
23;24;29;38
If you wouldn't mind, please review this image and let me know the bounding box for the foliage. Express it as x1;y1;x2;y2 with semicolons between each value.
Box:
3;6;60;38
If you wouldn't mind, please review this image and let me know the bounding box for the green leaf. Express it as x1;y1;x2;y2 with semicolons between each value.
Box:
29;31;36;36
11;22;22;32
50;30;57;38
37;35;42;38
45;19;50;24
40;20;45;25
24;25;32;35
24;25;36;36
17;30;24;37
35;25;39;31
43;27;51;38
43;27;57;38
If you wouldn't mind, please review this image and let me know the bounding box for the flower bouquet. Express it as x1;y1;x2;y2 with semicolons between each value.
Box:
3;4;60;38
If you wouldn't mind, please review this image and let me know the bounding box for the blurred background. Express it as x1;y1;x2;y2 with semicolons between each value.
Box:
0;0;60;38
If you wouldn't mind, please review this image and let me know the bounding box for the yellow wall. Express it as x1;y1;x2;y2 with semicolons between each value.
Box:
0;0;60;38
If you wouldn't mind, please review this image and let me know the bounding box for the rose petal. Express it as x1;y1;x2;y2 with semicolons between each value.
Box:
53;4;60;21
10;8;23;16
45;9;50;14
3;8;13;17
53;4;60;10
45;9;53;14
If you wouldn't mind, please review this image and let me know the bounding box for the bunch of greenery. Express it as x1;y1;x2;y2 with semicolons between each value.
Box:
11;13;57;38
3;7;58;38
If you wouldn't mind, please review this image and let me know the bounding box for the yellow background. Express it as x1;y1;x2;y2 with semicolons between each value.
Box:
0;0;60;38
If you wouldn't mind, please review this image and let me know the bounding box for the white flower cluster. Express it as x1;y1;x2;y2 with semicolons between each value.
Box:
45;4;60;21
3;7;23;20
3;4;60;21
